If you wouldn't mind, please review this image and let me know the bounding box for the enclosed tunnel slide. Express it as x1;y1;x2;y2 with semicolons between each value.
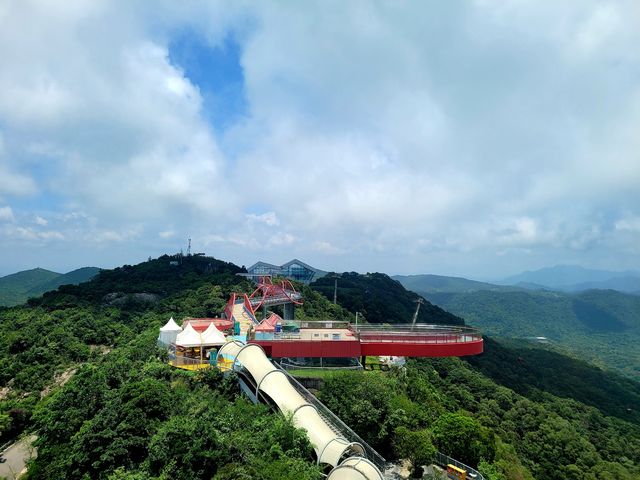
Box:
217;341;385;480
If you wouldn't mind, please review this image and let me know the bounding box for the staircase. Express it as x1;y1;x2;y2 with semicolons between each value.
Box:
232;302;258;334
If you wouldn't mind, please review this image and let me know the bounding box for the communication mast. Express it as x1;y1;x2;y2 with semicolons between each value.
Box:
187;237;191;256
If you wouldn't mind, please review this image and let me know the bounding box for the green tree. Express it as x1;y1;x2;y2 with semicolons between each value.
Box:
394;426;436;477
431;413;496;467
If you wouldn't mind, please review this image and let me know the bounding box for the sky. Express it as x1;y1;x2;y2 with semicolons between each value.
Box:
0;1;639;279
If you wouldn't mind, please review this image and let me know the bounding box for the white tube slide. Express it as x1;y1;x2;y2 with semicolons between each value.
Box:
217;341;384;479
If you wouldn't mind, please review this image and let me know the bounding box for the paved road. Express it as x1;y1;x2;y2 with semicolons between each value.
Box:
0;435;37;480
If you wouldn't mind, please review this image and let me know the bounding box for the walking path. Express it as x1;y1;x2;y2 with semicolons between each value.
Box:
0;435;37;480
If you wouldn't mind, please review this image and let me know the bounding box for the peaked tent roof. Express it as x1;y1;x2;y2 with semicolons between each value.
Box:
175;323;203;347
255;319;276;332
255;313;282;332
200;323;226;345
160;317;181;331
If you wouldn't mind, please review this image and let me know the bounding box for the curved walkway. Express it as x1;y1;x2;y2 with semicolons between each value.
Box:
0;435;37;480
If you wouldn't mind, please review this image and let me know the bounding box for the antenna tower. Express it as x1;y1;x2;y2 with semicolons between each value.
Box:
187;237;191;256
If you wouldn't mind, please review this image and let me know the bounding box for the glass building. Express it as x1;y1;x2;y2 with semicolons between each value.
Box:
245;259;326;284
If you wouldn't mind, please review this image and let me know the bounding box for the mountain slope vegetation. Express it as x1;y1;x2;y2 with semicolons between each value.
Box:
501;265;640;293
0;267;100;307
0;268;61;306
311;272;464;325
415;288;640;380
0;256;638;479
393;274;519;294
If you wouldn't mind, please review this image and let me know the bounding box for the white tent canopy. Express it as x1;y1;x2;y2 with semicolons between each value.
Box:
160;317;181;331
201;323;226;346
175;323;203;348
158;317;183;345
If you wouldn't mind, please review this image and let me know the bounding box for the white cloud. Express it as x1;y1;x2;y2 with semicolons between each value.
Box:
0;164;37;197
268;232;297;247
615;216;640;233
0;2;639;276
34;215;48;226
0;224;64;242
88;226;143;244
0;206;14;222
246;211;279;227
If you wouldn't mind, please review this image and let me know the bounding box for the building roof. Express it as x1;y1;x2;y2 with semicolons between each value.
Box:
281;258;319;271
160;317;181;331
246;260;281;271
247;259;324;274
200;323;227;345
175;323;203;348
255;313;283;332
183;318;232;332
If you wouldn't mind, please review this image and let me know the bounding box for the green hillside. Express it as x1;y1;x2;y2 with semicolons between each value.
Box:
418;288;640;379
0;256;639;479
393;274;518;294
501;265;640;292
27;266;100;298
0;268;61;306
311;272;464;325
0;267;100;307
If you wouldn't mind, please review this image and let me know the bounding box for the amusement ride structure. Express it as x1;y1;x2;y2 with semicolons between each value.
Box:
160;276;485;480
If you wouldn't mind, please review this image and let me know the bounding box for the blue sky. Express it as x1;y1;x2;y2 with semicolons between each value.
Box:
0;1;639;278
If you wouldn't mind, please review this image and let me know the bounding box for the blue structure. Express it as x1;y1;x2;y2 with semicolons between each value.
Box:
243;259;326;284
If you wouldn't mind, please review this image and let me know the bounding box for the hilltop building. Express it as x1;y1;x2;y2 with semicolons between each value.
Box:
242;259;326;284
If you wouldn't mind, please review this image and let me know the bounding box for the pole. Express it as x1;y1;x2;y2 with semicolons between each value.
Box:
411;298;423;331
333;277;337;304
355;311;358;331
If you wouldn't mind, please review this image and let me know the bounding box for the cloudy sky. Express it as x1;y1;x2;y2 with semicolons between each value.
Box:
0;1;639;278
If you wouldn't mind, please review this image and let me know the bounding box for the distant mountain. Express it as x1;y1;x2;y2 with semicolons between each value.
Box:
27;267;100;297
0;268;61;306
393;273;519;294
0;266;100;307
416;287;640;380
562;276;640;293
501;265;640;292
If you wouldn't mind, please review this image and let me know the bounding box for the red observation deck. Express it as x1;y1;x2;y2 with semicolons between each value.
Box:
250;322;483;358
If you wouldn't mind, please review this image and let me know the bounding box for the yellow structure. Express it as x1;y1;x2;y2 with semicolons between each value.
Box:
447;464;466;480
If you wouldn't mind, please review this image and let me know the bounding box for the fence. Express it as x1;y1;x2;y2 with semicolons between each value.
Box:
279;367;389;472
168;354;210;371
433;451;484;480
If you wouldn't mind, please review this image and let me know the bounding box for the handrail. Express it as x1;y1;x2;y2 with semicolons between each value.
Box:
280;368;388;472
433;451;484;480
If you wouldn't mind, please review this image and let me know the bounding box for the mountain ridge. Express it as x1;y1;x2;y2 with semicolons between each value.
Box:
0;266;100;307
500;264;640;292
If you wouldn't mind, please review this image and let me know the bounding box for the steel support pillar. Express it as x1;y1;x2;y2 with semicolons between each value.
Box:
283;302;294;320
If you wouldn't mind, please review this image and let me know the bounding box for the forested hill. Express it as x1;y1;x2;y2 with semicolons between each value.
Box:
0;266;100;307
416;288;640;380
393;274;517;294
1;256;639;479
311;272;464;325
0;268;60;306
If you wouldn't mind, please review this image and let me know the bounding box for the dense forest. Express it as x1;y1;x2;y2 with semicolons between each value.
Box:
310;272;464;326
409;288;640;380
0;256;639;479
